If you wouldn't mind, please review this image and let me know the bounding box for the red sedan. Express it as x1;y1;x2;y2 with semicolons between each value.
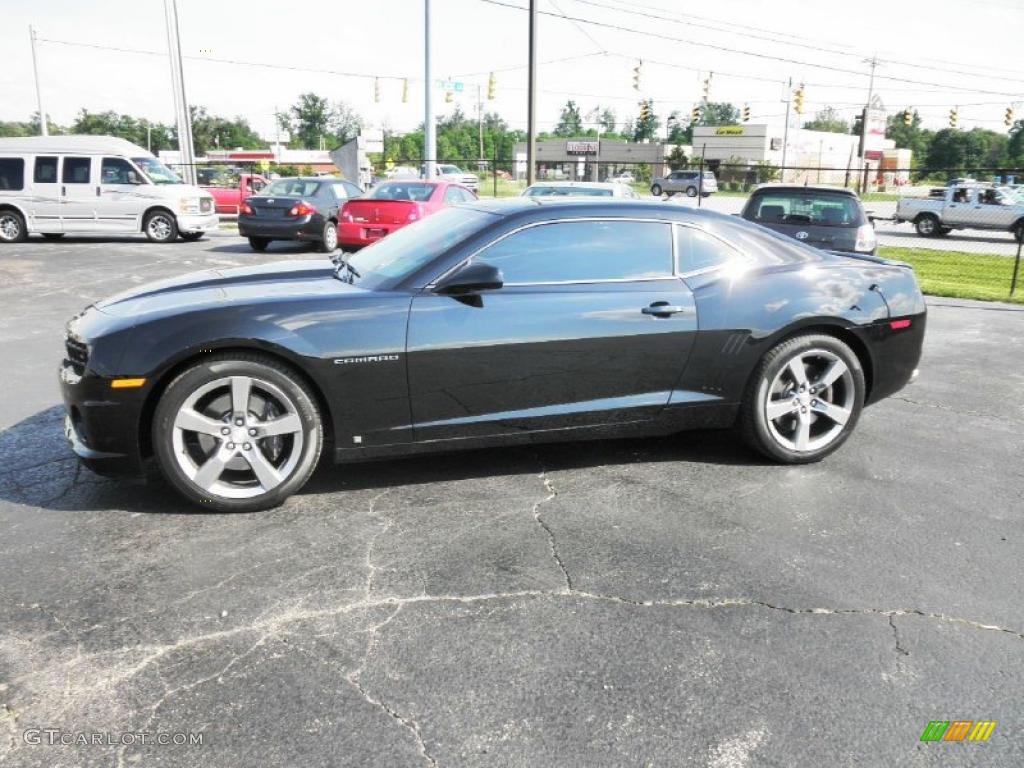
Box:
339;180;477;249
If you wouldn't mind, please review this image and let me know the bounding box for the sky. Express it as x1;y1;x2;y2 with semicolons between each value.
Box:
2;0;1022;143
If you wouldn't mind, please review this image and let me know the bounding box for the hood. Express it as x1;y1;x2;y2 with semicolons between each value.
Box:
94;259;358;318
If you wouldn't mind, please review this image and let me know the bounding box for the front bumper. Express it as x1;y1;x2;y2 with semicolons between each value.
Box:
60;363;146;476
177;212;219;234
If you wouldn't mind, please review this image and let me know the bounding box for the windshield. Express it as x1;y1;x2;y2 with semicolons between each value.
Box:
524;186;613;197
751;191;864;228
343;207;492;290
439;165;463;174
132;157;182;185
367;182;436;201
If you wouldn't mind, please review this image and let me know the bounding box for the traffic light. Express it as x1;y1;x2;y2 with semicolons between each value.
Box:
633;59;642;91
793;84;805;115
691;104;702;122
487;72;496;100
903;109;913;127
1006;106;1015;128
374;77;380;103
742;104;751;122
702;74;712;102
949;107;959;128
401;78;408;103
639;100;651;123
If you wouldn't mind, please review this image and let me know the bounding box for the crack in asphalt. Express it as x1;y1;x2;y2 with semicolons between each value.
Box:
889;614;910;661
891;394;1024;426
532;467;572;592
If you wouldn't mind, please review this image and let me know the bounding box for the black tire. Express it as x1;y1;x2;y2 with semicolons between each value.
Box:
152;354;323;512
180;231;205;242
914;214;940;238
248;237;270;252
650;184;663;197
0;209;28;243
937;226;952;236
41;233;65;240
316;221;338;253
738;333;865;464
686;186;698;197
143;209;179;243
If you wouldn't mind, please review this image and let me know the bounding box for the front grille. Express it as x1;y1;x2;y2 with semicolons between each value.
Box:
66;338;89;374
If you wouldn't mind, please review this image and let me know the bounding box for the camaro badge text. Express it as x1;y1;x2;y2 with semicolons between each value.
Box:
333;355;401;365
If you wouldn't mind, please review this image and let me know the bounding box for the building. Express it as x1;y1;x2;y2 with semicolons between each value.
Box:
512;138;668;181
159;145;339;175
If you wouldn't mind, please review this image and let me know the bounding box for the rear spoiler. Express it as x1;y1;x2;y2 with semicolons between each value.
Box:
826;250;911;269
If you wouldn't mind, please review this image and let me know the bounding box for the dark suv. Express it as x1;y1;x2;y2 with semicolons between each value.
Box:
740;184;877;255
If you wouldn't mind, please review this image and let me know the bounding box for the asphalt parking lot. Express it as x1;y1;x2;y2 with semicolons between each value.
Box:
1;232;1022;767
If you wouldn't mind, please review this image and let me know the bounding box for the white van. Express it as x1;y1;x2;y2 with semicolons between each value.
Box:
0;135;217;244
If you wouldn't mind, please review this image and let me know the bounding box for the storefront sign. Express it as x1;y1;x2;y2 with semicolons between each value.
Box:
714;126;745;136
566;141;599;155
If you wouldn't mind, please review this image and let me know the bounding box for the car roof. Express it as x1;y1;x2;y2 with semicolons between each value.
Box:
465;197;730;221
0;134;151;156
752;183;859;196
525;181;625;189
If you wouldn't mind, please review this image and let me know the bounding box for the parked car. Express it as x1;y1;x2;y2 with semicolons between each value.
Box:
612;171;635;183
201;173;270;215
425;163;479;192
339;180;475;250
522;181;639;199
238;177;363;252
893;183;1024;241
60;198;925;512
740;184;877;255
385;165;420;180
0;135;216;243
650;169;718;198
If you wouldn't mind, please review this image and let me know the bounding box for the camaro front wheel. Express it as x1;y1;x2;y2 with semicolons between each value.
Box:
152;355;323;511
739;334;865;464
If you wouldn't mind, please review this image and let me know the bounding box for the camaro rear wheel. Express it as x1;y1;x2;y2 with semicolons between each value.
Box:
739;334;865;464
153;355;322;511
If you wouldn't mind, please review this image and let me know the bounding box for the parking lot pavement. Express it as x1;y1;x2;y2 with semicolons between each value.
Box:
1;234;1023;767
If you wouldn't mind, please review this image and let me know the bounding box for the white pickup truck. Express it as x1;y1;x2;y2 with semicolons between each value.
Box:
894;184;1024;242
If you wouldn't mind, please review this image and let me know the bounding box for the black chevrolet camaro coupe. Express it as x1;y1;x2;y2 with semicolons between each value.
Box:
61;199;925;511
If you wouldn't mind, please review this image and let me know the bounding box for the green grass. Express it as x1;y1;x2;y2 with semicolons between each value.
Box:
878;246;1024;305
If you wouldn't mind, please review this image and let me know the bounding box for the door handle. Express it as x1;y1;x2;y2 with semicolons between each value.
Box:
96;186;101;197
642;302;688;317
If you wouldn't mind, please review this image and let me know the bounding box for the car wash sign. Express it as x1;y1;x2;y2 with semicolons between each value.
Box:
566;140;599;155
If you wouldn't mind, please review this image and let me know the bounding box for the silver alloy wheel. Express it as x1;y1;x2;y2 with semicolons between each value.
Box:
0;213;20;241
323;223;338;250
147;213;174;241
917;216;936;235
171;375;304;499
763;348;854;453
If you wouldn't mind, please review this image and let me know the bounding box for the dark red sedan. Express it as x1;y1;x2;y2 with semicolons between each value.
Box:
339;180;476;250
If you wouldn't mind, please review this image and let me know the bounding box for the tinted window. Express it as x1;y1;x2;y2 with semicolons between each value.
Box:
0;158;26;191
34;156;58;184
443;186;463;204
331;182;354;200
751;191;863;227
677;226;739;273
261;179;319;197
368;182;436;201
101;158;139;184
474;220;673;284
344;181;363;198
62;157;92;184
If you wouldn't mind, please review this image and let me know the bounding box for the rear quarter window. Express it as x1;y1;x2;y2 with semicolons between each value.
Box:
749;191;864;227
0;158;25;191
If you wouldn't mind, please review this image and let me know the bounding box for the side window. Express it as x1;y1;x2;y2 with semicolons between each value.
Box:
677;225;740;273
62;157;92;184
101;158;138;185
473;220;673;284
443;187;463;204
0;158;26;191
34;156;58;184
331;183;349;200
345;182;363;198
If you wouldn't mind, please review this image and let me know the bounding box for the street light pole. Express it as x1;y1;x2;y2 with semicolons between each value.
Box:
164;0;196;184
780;77;792;183
29;26;47;136
423;0;436;181
526;0;538;186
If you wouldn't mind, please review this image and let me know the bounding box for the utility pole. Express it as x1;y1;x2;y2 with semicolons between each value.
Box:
780;77;792;183
423;0;437;181
477;84;484;164
858;54;879;160
29;26;47;136
526;0;538;186
164;0;196;184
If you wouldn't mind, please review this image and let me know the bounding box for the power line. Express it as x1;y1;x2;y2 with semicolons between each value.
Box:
474;0;1024;97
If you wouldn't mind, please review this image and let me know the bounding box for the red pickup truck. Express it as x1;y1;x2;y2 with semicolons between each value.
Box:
201;174;270;215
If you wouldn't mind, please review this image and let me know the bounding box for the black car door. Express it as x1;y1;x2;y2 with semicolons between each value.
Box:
405;217;699;441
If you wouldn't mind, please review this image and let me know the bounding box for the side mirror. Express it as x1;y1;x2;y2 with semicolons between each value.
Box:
435;262;504;295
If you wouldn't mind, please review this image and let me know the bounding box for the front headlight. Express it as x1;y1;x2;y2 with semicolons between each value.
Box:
179;197;201;214
854;223;877;253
